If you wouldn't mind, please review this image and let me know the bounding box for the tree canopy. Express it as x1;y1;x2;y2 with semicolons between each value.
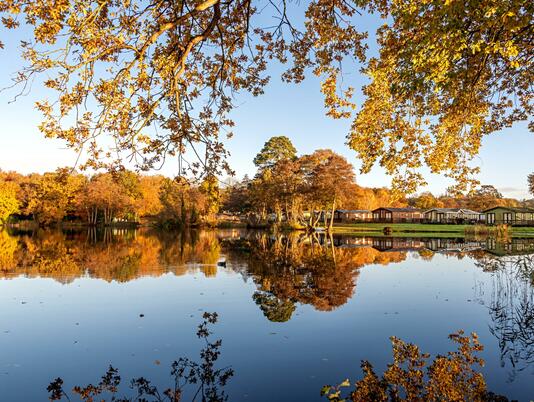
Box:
0;178;19;224
0;0;532;192
253;136;297;171
349;0;533;194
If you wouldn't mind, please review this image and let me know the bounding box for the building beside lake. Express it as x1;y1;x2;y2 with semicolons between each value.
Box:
333;209;372;222
483;206;534;225
372;207;424;223
424;208;484;224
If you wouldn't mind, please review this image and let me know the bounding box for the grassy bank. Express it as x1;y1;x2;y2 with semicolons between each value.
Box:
334;223;468;233
332;222;534;237
510;226;534;237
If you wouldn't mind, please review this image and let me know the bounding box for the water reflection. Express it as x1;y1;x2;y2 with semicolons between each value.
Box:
2;228;534;285
223;232;407;317
47;312;234;402
475;254;534;382
0;228;225;282
1;229;534;400
4;229;534;328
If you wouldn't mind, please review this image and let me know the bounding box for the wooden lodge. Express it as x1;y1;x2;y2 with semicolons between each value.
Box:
424;208;484;224
372;207;424;223
333;209;372;222
305;205;534;227
483;206;534;226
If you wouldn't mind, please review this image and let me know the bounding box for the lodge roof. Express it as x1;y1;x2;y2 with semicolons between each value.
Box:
424;208;482;214
336;209;371;213
372;207;423;213
483;206;534;213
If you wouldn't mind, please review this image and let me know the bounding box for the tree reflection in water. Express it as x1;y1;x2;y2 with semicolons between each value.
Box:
475;254;534;382
1;229;410;318
0;228;223;282
47;313;233;402
223;231;408;321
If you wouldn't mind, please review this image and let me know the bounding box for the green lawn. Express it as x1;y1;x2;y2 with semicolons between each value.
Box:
332;222;534;237
510;227;534;237
332;230;469;238
333;223;468;233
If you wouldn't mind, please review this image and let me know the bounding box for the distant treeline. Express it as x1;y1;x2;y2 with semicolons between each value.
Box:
1;136;530;228
0;169;219;227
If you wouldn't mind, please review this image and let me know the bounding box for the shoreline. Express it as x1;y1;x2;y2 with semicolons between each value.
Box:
4;221;534;238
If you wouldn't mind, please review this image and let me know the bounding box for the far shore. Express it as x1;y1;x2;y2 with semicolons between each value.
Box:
4;220;534;238
331;222;534;238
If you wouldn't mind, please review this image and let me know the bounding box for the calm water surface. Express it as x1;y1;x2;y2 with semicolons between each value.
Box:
0;229;533;401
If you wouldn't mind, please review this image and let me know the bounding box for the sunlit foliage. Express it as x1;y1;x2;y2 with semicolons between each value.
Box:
0;0;363;177
0;168;220;226
225;139;408;226
408;185;521;212
253;136;297;172
21;169;86;225
0;177;19;224
349;0;533;194
301;149;356;228
321;331;510;402
1;0;530;192
136;174;165;217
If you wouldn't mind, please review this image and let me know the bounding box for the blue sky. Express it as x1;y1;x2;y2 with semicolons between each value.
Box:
0;9;532;199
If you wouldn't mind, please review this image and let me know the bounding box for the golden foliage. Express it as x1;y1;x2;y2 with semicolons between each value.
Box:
0;178;19;224
322;331;495;402
3;0;528;191
349;0;532;194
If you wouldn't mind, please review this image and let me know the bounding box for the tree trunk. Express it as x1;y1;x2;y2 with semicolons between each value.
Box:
261;205;267;222
328;198;336;232
291;198;297;223
312;208;321;228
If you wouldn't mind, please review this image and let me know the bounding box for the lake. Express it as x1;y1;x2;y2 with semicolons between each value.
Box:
0;228;533;401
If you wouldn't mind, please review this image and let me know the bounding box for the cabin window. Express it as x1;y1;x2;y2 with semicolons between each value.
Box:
503;213;513;223
487;213;495;224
